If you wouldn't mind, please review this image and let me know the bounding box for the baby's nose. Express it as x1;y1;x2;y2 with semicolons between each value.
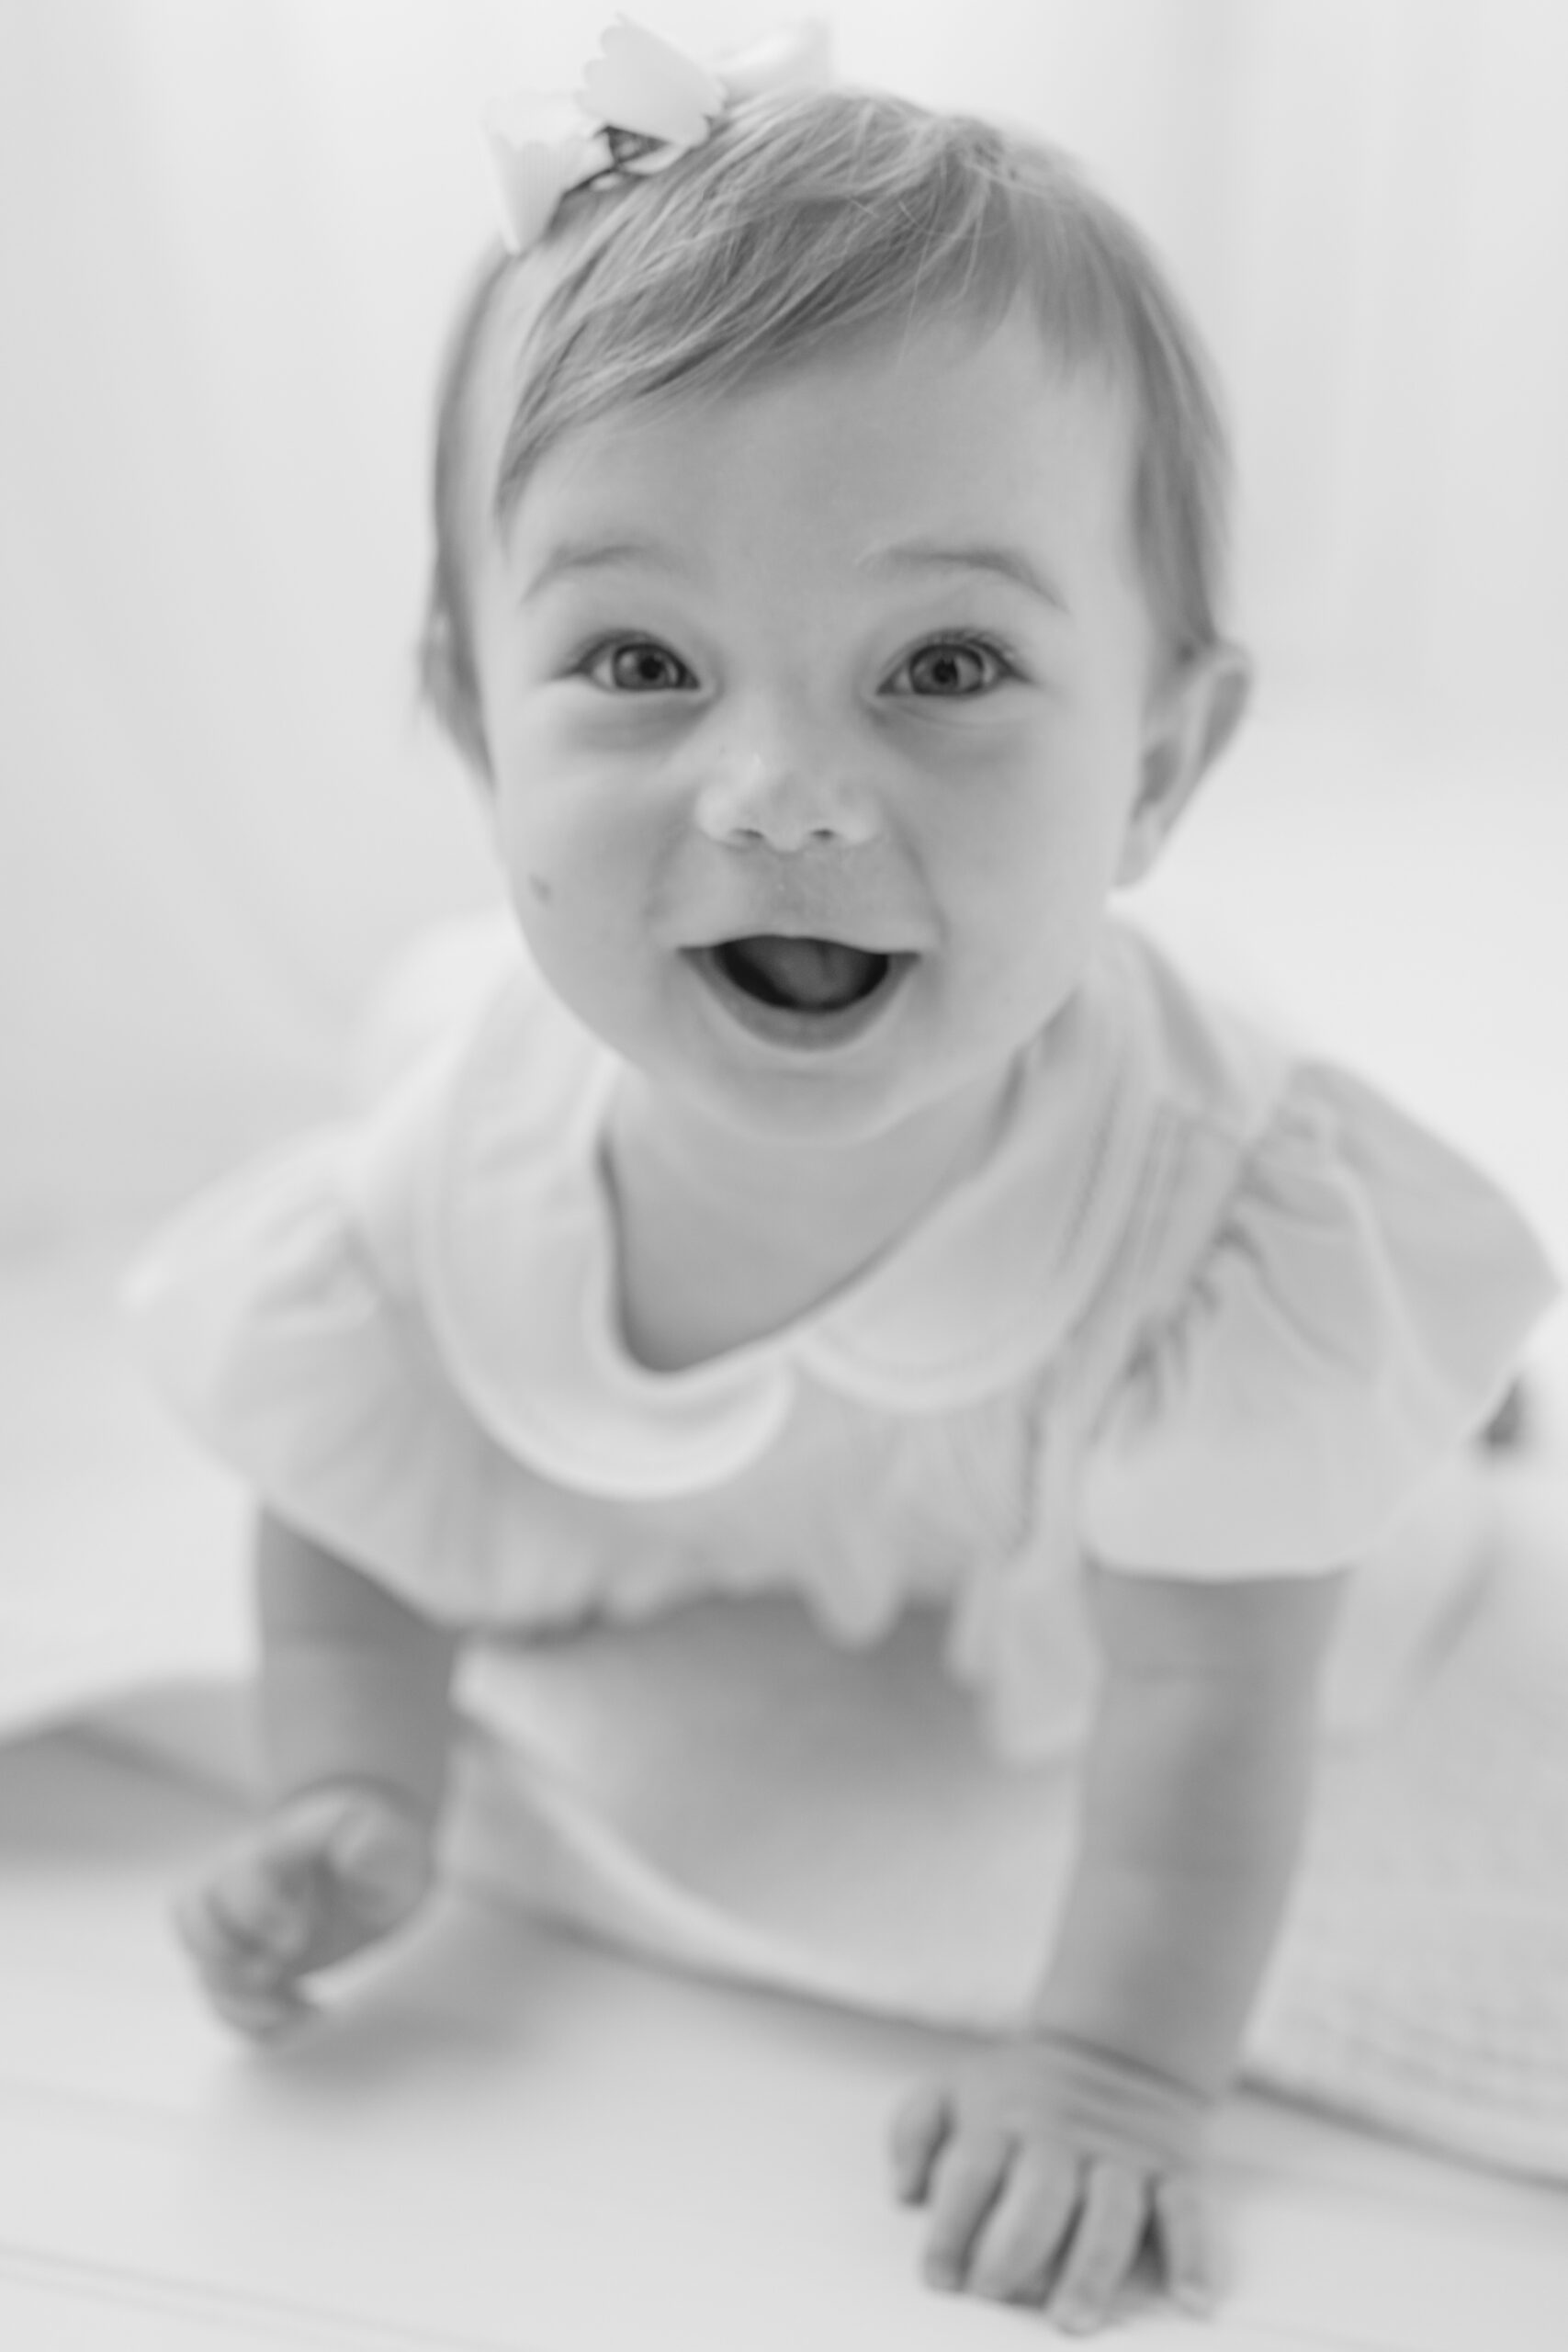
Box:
693;741;880;853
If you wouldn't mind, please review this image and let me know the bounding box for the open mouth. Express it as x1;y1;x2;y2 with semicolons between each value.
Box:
689;935;910;1048
713;935;891;1013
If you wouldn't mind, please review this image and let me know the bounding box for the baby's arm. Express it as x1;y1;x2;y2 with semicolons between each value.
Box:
891;1562;1348;2331
175;1510;461;2036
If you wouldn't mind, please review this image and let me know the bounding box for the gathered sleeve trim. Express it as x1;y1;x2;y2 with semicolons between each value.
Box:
122;1127;534;1626
1078;1064;1561;1577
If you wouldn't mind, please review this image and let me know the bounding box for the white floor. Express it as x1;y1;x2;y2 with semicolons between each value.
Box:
4;709;1567;2348
4;1721;1567;2352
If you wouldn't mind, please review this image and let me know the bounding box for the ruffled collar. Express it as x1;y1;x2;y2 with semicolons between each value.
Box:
415;935;1158;1498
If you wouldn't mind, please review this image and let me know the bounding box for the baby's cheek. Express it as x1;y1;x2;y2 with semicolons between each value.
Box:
502;806;663;995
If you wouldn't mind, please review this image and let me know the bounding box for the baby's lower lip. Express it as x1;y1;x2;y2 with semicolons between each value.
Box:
684;944;915;1052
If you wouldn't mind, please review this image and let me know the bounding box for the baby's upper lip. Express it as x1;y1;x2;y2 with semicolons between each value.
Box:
686;926;919;955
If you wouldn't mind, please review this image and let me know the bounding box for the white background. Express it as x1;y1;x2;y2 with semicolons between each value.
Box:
3;0;1565;1246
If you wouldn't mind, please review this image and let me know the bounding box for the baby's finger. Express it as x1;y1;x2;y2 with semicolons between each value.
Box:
172;1875;231;1973
172;1884;314;2039
172;1798;351;1973
204;1972;316;2042
965;2143;1080;2304
324;1796;430;1922
1045;2157;1146;2335
888;2081;953;2204
922;2127;1014;2290
207;1847;316;1967
1152;2172;1214;2317
172;1874;297;1985
260;1784;388;1873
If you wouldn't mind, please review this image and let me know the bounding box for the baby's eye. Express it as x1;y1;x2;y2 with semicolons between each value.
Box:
581;639;696;693
888;637;1016;697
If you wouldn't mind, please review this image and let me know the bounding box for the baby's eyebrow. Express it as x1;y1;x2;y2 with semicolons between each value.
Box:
518;534;689;605
859;539;1070;613
516;533;1070;613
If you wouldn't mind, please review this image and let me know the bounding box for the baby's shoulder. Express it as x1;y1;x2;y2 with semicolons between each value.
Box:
1096;915;1556;1358
1079;925;1558;1579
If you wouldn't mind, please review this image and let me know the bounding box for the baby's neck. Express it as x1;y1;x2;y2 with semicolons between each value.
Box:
604;1067;1014;1373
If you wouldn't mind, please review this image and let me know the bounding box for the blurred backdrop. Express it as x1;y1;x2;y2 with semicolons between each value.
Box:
3;0;1566;1253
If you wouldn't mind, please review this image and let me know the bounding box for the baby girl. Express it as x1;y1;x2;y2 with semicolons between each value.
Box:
129;19;1558;2335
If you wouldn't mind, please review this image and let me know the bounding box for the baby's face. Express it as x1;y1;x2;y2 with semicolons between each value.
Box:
465;309;1203;1146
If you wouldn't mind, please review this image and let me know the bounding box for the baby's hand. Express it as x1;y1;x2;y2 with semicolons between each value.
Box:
173;1781;435;2040
889;2034;1215;2334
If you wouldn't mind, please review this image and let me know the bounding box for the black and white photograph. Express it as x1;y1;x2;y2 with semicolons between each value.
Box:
3;4;1566;2343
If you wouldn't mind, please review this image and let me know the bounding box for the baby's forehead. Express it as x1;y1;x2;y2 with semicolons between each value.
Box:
456;282;1141;574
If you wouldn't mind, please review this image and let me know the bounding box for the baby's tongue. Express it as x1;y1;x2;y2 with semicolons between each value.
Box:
727;936;879;1012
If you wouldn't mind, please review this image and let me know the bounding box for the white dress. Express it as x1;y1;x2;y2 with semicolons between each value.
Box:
127;914;1568;2178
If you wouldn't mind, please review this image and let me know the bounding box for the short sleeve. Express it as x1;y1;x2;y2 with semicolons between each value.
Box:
122;1119;514;1624
1078;1064;1561;1577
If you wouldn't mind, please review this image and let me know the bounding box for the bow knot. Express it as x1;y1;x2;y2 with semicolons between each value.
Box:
482;14;832;255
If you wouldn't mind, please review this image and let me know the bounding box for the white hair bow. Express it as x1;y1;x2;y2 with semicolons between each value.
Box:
482;15;833;256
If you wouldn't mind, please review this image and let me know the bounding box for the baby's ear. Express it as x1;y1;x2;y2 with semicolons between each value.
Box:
1116;643;1251;888
420;607;493;782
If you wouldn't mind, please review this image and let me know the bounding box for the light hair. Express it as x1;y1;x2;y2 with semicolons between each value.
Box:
422;87;1234;766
